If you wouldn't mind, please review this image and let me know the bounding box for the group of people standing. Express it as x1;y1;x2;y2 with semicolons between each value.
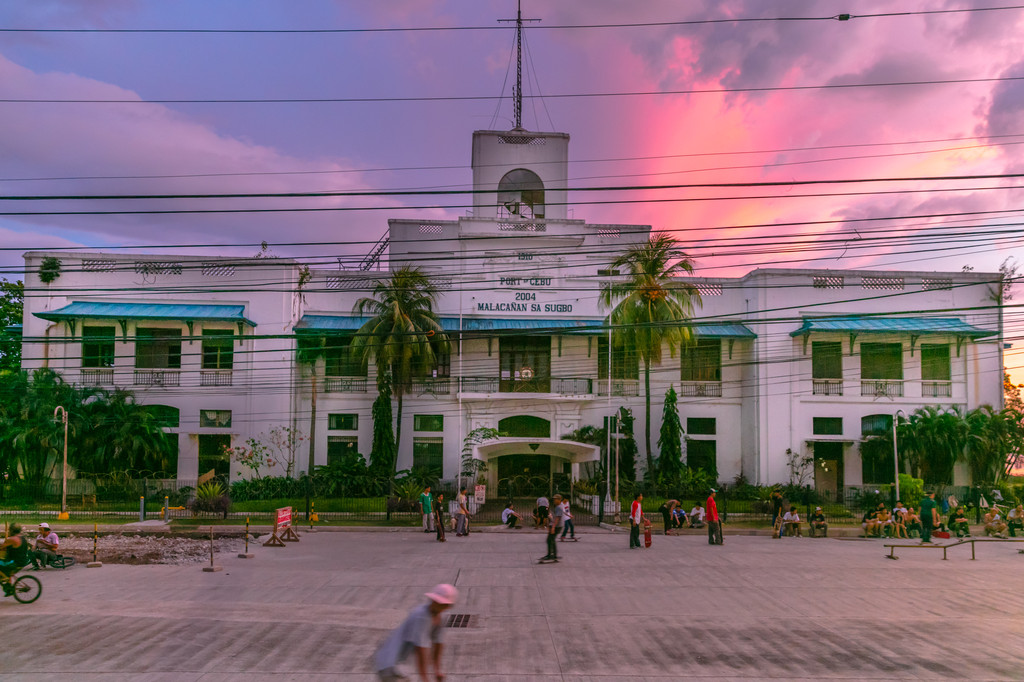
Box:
418;486;472;542
633;489;723;548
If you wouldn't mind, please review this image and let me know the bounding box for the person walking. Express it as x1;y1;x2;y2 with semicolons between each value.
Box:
629;493;644;549
542;493;565;561
374;583;457;681
559;496;575;540
455;487;470;537
706;489;724;545
920;490;939;544
659;499;679;535
419;486;434;534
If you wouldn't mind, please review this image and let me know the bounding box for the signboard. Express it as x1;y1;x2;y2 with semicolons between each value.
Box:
264;506;300;546
474;485;487;505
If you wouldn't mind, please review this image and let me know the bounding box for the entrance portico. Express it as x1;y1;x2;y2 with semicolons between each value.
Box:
473;438;600;494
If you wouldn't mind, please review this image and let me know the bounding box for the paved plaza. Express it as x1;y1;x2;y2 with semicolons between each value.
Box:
2;527;1023;681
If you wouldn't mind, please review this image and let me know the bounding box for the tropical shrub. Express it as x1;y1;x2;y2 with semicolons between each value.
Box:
190;481;230;517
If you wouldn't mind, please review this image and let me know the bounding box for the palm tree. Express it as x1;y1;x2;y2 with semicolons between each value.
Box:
351;267;449;472
600;234;701;474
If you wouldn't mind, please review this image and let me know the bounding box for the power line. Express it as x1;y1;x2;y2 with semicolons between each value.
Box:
4;75;1023;105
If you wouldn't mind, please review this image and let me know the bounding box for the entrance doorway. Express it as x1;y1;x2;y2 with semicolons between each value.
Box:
813;441;844;502
496;454;551;498
198;434;231;483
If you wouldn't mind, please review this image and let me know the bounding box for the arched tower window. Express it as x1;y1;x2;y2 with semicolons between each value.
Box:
497;168;545;219
498;415;551;438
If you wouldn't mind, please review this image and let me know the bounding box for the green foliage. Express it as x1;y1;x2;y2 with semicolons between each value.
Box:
226;427;306;479
461;426;500;479
230;476;305;502
657;386;685;480
351;266;450;465
190;481;230;516
897;474;924;506
601;234;701;472
0;370;175;484
617;407;638;483
38;257;62;284
0;278;23;371
392;476;423;502
370;377;396;475
313;452;387;498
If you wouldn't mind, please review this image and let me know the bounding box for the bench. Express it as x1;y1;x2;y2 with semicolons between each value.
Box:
884;537;1024;560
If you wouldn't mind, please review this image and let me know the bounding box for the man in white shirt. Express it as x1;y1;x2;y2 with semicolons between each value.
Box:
559;498;575;540
501;503;522;529
689;503;706;528
31;522;59;569
782;506;803;537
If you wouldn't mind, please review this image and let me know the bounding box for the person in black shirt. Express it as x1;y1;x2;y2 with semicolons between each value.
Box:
809;507;828;537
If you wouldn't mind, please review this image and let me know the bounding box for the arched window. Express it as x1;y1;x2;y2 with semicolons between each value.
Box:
497;169;545;218
498;415;551;438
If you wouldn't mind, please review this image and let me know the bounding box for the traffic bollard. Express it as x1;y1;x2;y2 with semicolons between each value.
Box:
87;522;102;567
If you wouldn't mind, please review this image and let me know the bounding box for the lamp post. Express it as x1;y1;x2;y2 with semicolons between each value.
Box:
54;406;68;519
892;409;906;505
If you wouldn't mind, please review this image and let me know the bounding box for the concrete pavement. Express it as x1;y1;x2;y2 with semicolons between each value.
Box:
2;528;1023;680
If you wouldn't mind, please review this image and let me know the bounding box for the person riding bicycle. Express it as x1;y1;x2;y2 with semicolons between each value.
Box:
1;523;31;595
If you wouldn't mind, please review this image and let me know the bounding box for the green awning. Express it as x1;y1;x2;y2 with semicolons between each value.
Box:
693;323;755;338
295;315;370;333
790;316;995;338
35;301;256;327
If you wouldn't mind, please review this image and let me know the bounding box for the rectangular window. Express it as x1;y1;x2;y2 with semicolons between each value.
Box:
811;342;842;379
135;327;182;369
201;329;234;370
597;337;639;381
813;417;843;436
327;436;358;465
82;326;115;368
921;344;951;381
414;414;444;432
413;437;444;474
199;409;232;428
419;352;450;379
328;413;358;431
324;335;367;377
687;439;717;479
860;343;902;380
680;338;721;382
687;418;716;435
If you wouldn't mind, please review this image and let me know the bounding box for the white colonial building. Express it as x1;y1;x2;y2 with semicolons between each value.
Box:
19;125;1004;497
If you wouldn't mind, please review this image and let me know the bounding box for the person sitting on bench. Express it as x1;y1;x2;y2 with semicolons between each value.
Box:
891;503;909;539
1008;504;1024;537
862;509;880;538
808;507;828;537
905;507;922;538
875;505;894;538
782;506;803;537
948;506;971;538
984;509;1008;537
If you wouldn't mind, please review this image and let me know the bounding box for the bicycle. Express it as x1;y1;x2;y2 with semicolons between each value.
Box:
1;570;42;604
39;555;76;570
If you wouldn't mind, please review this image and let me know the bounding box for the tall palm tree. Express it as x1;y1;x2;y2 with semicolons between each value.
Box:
601;234;701;474
351;267;449;472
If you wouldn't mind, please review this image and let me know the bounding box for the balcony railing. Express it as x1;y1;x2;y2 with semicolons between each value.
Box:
459;376;594;395
133;370;181;387
80;368;114;386
678;381;723;398
411;378;451;395
860;380;904;398
812;379;843;396
596;379;641;397
200;370;233;387
324;377;368;393
922;380;952;398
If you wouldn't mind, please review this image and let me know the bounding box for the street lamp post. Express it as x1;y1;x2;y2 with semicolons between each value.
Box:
892;409;906;505
54;406;69;520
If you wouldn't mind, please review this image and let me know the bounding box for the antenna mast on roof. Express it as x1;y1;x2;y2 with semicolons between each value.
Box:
498;0;540;130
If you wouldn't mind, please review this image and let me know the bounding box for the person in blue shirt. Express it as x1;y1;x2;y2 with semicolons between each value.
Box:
375;583;457;681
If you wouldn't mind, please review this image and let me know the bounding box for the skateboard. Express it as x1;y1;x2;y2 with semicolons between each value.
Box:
560;537;579;542
537;556;559;564
772;517;783;539
644;519;652;548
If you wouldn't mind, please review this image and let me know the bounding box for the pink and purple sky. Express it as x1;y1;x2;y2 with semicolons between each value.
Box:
2;0;1024;382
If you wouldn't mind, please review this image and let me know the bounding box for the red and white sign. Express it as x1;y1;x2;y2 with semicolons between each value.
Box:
276;506;292;531
474;485;486;505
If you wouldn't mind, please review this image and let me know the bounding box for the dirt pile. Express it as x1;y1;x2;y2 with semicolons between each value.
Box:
57;533;246;565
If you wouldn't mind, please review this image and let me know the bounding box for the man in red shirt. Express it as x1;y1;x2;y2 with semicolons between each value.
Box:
706;489;723;545
629;493;644;549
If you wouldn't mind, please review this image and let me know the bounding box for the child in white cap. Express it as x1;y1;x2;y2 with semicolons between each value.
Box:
375;583;458;681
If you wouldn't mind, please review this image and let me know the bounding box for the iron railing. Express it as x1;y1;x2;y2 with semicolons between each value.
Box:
200;370;233;387
678;381;723;397
921;380;952;398
812;379;843;396
80;368;114;386
133;370;181;387
861;380;904;398
596;379;641;396
324;377;368;393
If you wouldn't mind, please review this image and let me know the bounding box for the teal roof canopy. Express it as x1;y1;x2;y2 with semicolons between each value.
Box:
790;316;996;338
295;315;755;338
35;301;256;327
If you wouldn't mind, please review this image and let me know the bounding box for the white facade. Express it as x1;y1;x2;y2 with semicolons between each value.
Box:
19;128;1004;494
